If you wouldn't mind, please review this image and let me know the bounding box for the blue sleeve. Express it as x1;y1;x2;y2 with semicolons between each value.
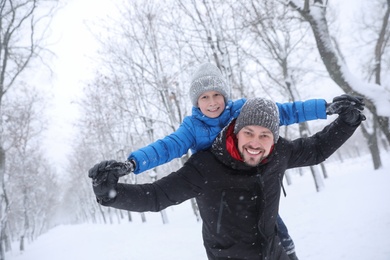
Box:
276;99;327;126
229;98;246;120
127;119;196;174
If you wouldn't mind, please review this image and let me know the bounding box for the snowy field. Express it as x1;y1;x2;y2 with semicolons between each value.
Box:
6;151;390;260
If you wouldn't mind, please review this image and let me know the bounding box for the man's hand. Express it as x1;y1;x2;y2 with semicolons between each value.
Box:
88;160;133;203
326;94;366;125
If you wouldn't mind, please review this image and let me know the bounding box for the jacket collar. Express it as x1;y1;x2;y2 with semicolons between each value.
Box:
225;122;243;161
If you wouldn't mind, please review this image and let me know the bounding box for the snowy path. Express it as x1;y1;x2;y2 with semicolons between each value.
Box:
6;152;390;260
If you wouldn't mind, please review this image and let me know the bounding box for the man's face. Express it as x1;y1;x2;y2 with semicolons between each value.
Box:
236;125;274;167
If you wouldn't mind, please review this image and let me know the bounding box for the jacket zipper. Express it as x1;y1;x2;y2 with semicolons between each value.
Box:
217;190;231;234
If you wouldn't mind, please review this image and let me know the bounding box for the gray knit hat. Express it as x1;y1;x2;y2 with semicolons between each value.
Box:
189;63;230;107
234;98;280;143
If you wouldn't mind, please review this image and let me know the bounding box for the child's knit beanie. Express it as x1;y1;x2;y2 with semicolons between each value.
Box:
189;63;230;107
234;98;280;143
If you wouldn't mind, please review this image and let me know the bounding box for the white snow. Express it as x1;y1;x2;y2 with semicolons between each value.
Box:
5;151;390;260
341;68;390;117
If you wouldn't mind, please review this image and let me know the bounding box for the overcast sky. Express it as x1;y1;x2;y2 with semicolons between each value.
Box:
42;0;117;174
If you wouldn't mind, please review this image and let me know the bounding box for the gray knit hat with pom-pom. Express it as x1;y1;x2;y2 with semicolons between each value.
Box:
234;98;280;143
189;63;230;107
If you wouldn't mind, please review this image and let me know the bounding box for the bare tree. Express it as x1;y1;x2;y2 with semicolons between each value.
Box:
0;0;59;258
175;0;251;98
287;0;390;169
353;0;390;167
2;85;59;254
233;0;328;191
74;75;133;223
62;137;104;224
85;0;193;222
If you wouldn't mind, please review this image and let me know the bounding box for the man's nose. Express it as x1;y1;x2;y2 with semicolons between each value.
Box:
248;141;261;148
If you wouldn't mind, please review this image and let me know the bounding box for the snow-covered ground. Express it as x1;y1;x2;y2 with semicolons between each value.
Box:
6;151;390;260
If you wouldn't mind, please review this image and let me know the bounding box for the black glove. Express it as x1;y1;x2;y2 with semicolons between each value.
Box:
88;160;134;203
105;160;136;174
326;94;366;126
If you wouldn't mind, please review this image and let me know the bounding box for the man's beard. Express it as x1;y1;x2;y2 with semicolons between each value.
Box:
239;150;266;167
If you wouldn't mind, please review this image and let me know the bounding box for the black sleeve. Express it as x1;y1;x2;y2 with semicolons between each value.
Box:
100;162;205;212
286;117;360;169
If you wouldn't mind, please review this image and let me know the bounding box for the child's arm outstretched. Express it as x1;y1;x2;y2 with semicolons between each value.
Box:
127;118;196;174
120;98;327;175
276;99;327;126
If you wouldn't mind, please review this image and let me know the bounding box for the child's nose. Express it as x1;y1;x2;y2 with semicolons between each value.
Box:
210;97;218;104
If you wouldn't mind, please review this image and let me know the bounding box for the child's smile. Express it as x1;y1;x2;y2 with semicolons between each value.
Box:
197;90;226;118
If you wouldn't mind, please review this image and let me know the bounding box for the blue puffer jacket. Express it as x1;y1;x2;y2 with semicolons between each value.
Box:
128;98;327;174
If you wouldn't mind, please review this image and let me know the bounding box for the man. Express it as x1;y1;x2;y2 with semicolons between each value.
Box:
89;96;365;260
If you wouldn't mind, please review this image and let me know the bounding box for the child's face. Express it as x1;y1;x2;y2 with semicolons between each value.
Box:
197;91;225;118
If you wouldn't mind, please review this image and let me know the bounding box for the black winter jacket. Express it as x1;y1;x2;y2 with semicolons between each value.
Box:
102;118;359;260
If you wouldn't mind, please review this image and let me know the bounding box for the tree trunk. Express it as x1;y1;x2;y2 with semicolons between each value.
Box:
108;207;113;224
160;210;169;224
285;171;293;186
181;153;200;221
19;235;25;252
360;122;382;169
288;1;388;167
190;198;200;222
320;163;328;179
0;226;5;260
310;165;325;192
299;122;325;190
0;146;7;260
140;213;146;223
98;205;107;224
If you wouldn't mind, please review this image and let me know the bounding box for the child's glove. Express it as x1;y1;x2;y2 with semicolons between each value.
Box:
88;160;132;204
326;94;366;126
